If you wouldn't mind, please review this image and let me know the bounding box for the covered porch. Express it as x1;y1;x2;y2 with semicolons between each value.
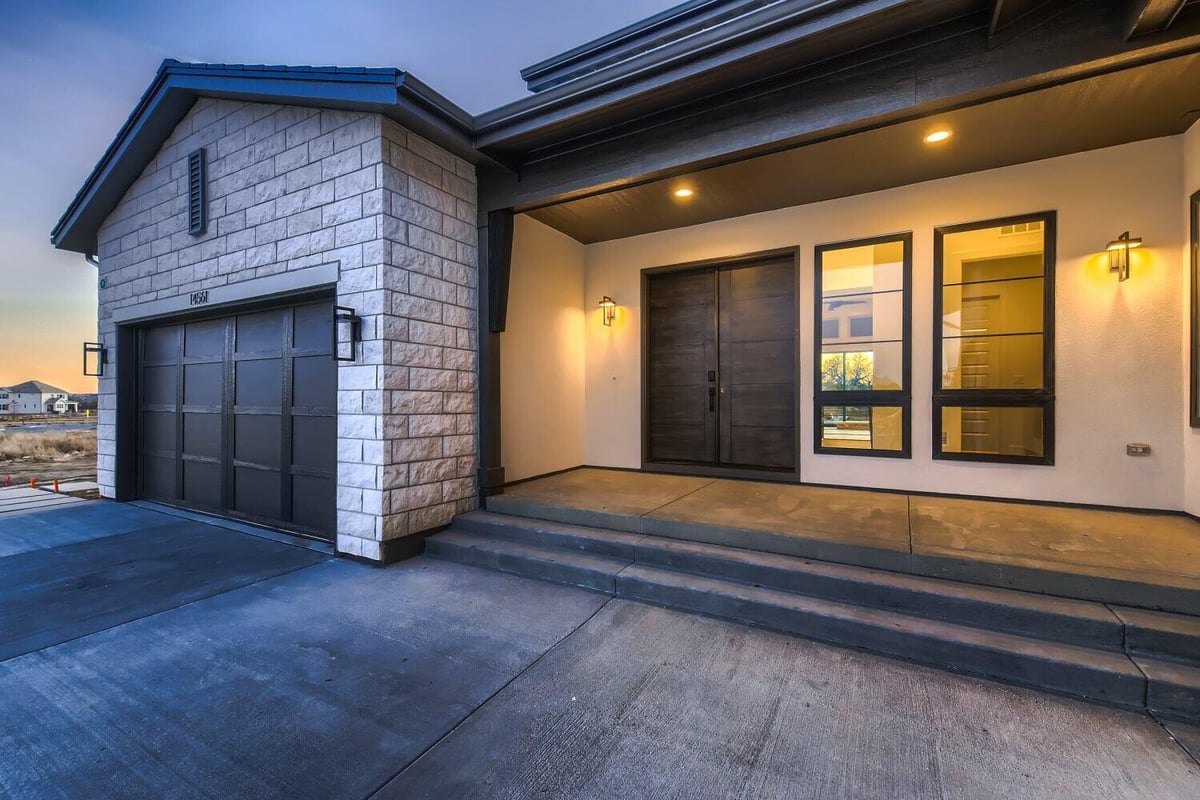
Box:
470;1;1200;595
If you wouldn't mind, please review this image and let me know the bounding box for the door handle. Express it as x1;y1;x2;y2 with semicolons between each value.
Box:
708;387;716;412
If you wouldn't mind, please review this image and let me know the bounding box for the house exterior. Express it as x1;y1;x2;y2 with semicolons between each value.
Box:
48;0;1200;562
0;381;78;414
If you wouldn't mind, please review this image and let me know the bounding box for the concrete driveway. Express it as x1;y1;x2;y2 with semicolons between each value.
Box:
1;502;1198;799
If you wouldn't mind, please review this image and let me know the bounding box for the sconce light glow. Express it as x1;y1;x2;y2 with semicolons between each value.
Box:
924;129;952;144
1106;231;1142;282
673;188;695;198
599;296;617;326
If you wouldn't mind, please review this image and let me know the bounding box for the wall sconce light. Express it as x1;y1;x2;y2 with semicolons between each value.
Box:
1106;231;1142;282
83;342;107;377
333;305;361;362
599;296;617;326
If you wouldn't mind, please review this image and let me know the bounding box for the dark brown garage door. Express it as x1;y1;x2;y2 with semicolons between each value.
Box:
138;300;337;540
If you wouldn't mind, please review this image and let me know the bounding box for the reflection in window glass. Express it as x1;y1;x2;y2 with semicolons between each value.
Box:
815;235;910;456
940;223;1046;391
940;406;1044;458
935;213;1053;464
819;244;905;392
849;316;873;338
821;405;904;451
942;335;1044;390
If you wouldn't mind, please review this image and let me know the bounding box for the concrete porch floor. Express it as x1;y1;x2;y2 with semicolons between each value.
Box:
490;468;1200;613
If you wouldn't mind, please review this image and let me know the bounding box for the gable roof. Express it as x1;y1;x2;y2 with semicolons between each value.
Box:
5;381;69;395
50;59;478;255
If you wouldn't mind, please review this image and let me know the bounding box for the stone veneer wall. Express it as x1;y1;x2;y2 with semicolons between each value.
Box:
94;98;479;560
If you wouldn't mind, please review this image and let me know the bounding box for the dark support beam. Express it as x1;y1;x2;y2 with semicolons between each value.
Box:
1124;0;1187;39
476;208;514;500
988;0;1063;48
486;209;515;334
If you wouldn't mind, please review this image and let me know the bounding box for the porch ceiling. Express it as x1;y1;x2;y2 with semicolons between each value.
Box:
525;52;1200;244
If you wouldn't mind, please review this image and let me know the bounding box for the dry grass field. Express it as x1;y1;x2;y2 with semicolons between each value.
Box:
0;429;97;485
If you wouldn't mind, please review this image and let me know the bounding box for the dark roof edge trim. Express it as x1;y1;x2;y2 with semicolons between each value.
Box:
520;0;748;89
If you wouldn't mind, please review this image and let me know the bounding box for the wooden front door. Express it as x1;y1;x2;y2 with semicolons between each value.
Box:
645;256;796;471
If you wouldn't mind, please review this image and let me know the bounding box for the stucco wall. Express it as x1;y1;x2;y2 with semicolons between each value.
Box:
95;98;479;560
501;215;586;481
581;136;1186;510
1183;121;1200;516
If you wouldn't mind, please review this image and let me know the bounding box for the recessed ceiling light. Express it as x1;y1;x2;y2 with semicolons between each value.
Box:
673;188;695;198
924;129;952;144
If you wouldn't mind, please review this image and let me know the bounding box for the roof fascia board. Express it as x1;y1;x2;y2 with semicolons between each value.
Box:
521;0;727;81
473;0;919;146
520;0;779;92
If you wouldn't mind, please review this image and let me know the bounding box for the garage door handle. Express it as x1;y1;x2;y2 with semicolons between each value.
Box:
708;387;715;412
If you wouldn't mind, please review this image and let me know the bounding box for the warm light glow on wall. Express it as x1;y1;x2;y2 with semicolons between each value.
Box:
924;129;952;144
672;188;695;198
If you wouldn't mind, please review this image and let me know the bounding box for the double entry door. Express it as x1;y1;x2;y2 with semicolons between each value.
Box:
645;256;796;471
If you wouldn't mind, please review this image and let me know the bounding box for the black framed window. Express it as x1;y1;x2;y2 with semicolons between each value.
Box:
1190;191;1200;428
814;233;912;457
933;212;1055;464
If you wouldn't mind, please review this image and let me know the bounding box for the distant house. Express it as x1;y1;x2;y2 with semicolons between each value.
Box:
0;381;79;415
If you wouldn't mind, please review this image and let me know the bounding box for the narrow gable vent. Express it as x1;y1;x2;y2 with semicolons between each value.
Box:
187;148;207;236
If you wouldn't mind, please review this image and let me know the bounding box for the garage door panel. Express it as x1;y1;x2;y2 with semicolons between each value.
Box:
143;326;180;365
142;366;177;407
235;414;282;468
293;303;331;352
292;475;335;532
139;299;336;541
235;359;282;408
141;456;176;499
183;460;221;508
236;310;285;355
141;412;176;455
183;363;222;407
292;416;335;473
234;467;283;520
183;413;221;460
293;356;335;409
184;319;225;358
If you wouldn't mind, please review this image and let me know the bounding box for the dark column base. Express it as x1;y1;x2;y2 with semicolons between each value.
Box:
479;466;506;499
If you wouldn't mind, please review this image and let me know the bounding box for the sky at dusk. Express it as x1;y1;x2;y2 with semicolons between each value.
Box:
0;0;675;393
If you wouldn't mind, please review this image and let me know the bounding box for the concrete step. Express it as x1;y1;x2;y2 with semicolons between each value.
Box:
634;535;1123;650
424;530;631;593
455;511;1123;650
484;495;1200;617
1137;657;1200;721
1113;606;1200;664
615;564;1146;709
454;510;642;559
428;514;1200;719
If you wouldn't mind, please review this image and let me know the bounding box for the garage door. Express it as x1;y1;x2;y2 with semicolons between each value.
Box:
138;300;337;540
